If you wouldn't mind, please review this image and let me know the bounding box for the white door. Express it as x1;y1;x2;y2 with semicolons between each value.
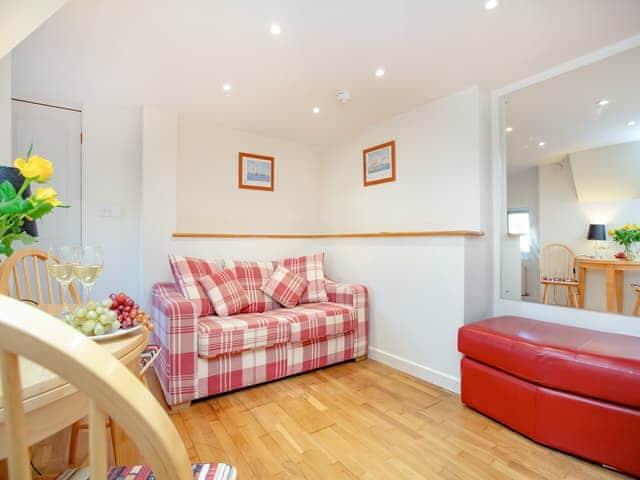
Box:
12;100;82;252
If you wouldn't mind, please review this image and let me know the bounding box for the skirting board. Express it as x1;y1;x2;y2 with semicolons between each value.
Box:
368;347;461;394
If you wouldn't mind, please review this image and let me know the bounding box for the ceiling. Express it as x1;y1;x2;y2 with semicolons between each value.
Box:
10;0;640;146
505;46;640;173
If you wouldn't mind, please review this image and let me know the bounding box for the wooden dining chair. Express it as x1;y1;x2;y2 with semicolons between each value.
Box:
631;283;640;317
0;248;81;306
0;295;236;480
539;243;579;307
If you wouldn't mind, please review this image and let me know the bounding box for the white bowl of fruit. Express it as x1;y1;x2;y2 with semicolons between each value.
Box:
65;292;151;341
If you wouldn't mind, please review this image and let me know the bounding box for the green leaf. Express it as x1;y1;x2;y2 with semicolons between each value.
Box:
0;181;16;202
0;197;30;215
23;201;54;220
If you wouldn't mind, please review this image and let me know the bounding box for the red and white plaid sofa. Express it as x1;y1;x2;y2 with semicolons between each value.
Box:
151;257;368;409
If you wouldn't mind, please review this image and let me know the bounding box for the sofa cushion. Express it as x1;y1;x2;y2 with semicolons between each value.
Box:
279;253;328;304
197;302;356;358
226;260;279;313
285;302;356;343
199;269;250;317
169;255;224;316
261;265;307;308
458;316;640;409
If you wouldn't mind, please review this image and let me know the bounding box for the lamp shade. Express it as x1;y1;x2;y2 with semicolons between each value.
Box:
0;166;38;237
587;224;606;241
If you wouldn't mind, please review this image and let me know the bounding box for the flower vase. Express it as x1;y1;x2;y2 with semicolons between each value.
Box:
624;244;636;260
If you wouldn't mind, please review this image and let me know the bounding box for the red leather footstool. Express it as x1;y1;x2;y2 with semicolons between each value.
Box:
458;316;640;477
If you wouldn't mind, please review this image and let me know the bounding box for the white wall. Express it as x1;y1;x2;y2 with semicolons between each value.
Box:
177;115;321;234
507;167;540;298
570;140;640;202
0;54;10;165
0;0;69;59
141;106;178;305
319;87;488;233
82;105;142;301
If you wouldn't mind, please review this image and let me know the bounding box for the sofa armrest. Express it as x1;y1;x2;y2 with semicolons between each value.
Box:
325;280;369;357
151;282;198;406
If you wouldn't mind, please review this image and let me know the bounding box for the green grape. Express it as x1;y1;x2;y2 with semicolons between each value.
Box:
110;320;120;332
99;313;110;324
86;301;98;311
107;310;117;320
96;306;105;315
93;323;105;336
75;307;87;318
81;319;96;334
102;298;112;308
86;310;97;320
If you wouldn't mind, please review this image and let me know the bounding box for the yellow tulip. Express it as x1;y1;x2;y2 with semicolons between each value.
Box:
33;187;62;207
608;229;615;236
14;155;54;183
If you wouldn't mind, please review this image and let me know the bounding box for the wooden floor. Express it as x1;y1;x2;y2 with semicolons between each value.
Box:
162;360;632;480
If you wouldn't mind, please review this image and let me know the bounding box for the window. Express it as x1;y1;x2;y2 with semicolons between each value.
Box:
507;209;530;258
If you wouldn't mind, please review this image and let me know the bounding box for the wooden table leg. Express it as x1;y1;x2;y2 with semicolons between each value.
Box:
577;266;586;308
615;270;624;314
605;266;616;313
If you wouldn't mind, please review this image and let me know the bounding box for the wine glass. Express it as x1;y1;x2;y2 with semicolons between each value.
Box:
46;245;74;315
72;246;104;302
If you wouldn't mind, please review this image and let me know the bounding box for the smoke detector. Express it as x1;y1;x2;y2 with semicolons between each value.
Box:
336;89;352;104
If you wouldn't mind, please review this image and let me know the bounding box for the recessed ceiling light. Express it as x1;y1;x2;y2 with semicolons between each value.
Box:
485;0;498;10
538;141;546;147
597;99;609;106
312;106;320;114
270;24;281;35
505;127;513;133
375;68;385;77
628;120;636;127
222;83;232;92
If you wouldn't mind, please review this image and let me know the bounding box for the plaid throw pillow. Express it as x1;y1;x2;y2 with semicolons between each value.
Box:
199;269;250;317
279;253;328;304
226;260;279;312
261;266;308;308
169;255;224;316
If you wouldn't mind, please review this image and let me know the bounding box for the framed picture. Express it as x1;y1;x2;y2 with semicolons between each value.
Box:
238;152;275;191
363;140;396;187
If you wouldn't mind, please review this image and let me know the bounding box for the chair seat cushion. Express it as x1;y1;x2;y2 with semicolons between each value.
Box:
58;463;236;480
458;316;640;408
197;302;356;358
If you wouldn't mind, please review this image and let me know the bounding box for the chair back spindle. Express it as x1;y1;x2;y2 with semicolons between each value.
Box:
0;349;32;480
540;243;576;282
0;248;80;306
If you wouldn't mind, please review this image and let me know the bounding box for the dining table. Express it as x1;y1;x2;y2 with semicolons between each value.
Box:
575;256;640;313
0;303;147;469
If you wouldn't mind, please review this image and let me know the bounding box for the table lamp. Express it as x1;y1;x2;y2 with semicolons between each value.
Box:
0;166;38;237
587;224;606;258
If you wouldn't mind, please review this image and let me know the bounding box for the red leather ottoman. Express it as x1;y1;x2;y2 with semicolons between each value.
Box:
458;316;640;477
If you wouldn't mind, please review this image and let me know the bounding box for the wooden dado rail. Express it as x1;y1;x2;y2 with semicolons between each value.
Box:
173;231;485;239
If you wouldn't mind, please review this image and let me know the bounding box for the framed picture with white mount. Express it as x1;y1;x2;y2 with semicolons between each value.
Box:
238;152;275;191
363;140;396;187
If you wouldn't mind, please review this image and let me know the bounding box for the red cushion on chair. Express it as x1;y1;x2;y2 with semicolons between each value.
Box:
261;265;307;308
58;463;236;479
199;269;250;317
169;255;224;316
279;253;328;304
226;260;279;313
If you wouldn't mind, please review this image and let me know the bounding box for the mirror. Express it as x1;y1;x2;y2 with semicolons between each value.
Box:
501;46;640;316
